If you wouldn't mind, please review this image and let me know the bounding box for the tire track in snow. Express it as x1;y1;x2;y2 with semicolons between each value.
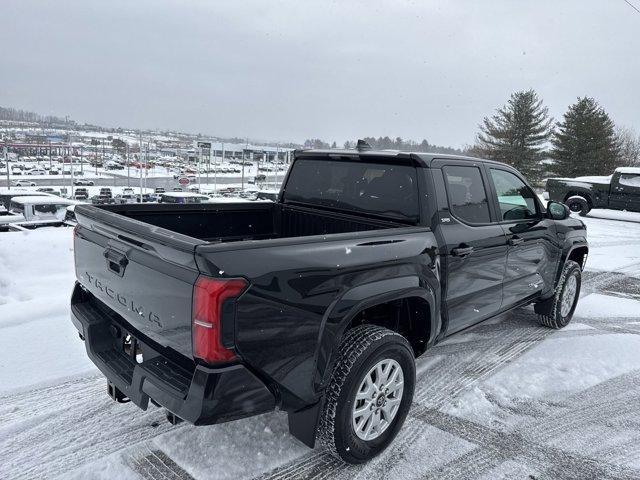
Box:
129;447;195;480
0;376;184;480
256;314;552;480
414;409;640;480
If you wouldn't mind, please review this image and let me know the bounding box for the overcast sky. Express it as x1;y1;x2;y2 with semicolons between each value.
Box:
1;0;638;147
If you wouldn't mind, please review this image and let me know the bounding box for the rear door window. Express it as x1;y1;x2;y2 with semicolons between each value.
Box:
619;173;640;188
442;165;491;224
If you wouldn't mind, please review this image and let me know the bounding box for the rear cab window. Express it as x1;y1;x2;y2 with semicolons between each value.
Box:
283;158;420;223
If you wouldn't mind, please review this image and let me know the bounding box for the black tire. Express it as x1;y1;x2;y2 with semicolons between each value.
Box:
565;196;590;216
536;260;581;329
317;325;415;464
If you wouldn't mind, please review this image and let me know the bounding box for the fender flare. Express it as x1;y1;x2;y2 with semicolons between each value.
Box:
315;275;437;393
553;240;588;289
288;275;438;448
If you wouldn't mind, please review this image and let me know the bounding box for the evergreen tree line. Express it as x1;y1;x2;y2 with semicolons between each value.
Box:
470;89;640;183
303;137;463;155
0;106;73;125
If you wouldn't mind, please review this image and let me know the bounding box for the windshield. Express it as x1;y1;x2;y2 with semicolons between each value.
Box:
9;201;24;215
283;159;419;222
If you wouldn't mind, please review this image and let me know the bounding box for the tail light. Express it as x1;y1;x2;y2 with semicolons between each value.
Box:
192;276;247;364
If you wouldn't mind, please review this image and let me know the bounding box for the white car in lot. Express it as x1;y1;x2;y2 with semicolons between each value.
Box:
73;179;95;186
26;169;47;175
12;180;37;187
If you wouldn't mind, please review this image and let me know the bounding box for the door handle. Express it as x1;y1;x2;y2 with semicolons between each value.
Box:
509;236;524;246
452;246;474;257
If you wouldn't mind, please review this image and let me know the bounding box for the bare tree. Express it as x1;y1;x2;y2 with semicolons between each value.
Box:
616;126;640;167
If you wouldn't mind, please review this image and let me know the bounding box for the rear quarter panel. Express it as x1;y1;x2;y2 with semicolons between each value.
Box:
194;228;440;409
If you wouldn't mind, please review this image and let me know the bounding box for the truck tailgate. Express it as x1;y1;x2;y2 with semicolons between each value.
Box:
74;205;203;358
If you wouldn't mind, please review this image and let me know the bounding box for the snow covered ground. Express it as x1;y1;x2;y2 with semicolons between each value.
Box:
1;209;640;479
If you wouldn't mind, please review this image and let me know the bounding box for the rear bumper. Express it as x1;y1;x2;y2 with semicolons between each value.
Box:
70;283;276;425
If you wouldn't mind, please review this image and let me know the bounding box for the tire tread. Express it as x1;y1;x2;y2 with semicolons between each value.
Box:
538;260;581;329
317;325;406;460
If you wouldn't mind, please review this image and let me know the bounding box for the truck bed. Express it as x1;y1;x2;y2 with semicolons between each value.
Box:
91;201;402;243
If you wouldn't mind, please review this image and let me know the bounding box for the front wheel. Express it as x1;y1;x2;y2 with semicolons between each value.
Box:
535;260;581;329
317;325;415;464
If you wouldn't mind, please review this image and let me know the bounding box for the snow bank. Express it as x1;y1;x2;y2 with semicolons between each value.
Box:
0;228;95;395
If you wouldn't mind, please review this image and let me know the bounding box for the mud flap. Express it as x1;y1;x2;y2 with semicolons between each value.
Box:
288;400;323;448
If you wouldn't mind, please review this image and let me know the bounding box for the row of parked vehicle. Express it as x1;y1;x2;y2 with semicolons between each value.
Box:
1;161;89;176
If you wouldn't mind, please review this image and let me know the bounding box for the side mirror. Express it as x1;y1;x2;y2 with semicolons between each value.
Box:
548;201;569;220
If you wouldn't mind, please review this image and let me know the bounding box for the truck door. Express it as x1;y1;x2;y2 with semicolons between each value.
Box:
609;171;640;212
486;167;560;308
434;163;508;334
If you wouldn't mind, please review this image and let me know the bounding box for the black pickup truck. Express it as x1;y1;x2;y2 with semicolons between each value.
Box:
71;147;588;464
546;167;640;216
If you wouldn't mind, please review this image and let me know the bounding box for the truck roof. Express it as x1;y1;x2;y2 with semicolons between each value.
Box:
616;167;640;174
294;149;503;167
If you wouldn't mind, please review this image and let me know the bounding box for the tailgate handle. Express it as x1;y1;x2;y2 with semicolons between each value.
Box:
104;248;129;277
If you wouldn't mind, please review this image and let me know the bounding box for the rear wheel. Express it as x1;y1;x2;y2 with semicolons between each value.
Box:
317;325;415;464
565;195;590;216
536;260;581;329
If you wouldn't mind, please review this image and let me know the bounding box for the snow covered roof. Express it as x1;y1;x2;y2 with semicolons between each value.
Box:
9;195;76;205
616;167;640;174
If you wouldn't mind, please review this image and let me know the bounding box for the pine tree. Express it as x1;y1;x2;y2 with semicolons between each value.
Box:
476;89;553;183
551;97;620;177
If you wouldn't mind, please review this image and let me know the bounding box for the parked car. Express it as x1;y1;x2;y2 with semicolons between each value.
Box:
74;179;95;186
74;188;89;200
99;188;113;198
71;146;588;464
0;195;75;230
546;167;640;215
12;180;37;187
26;169;47;175
154;187;166;194
0;189;54;211
136;193;155;203
114;194;138;204
90;195;116;205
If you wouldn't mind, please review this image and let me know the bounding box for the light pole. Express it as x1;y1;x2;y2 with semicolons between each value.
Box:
70;147;74;198
4;145;9;191
126;143;130;187
241;149;245;191
138;132;143;202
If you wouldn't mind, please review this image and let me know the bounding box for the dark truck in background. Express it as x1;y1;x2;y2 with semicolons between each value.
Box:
71;147;588;464
546;167;640;216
